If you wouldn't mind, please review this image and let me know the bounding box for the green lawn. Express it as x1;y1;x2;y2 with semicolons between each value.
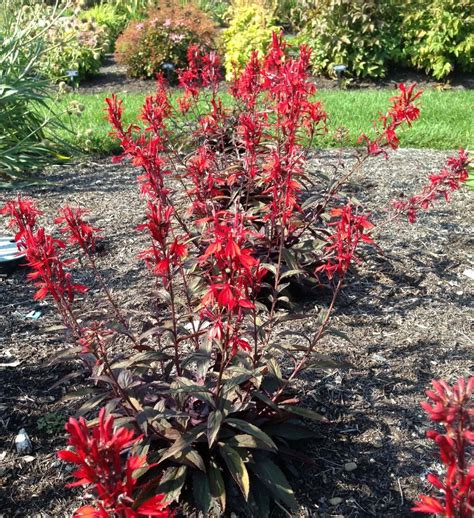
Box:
55;88;473;155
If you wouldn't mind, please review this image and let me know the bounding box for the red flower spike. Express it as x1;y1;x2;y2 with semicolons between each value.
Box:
199;211;263;356
360;83;423;157
0;197;87;305
316;204;374;280
55;206;101;252
393;150;470;223
412;377;473;517
59;409;173;517
0;195;42;242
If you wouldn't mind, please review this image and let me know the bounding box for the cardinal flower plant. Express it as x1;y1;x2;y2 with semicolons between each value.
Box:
1;34;470;517
413;378;473;518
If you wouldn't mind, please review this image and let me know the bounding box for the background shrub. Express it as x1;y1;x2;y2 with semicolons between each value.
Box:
41;14;109;82
115;0;216;79
196;0;230;26
0;1;71;182
295;0;401;78
222;1;280;80
18;1;109;83
83;2;129;51
401;0;474;79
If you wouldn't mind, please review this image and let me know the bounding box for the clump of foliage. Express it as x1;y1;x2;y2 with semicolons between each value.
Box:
295;0;401;78
293;0;472;80
0;0;71;183
2;36;470;516
221;0;280;80
196;0;231;26
41;13;109;82
37;411;66;434
401;0;474;79
83;2;129;52
413;378;473;517
115;0;217;79
17;1;108;83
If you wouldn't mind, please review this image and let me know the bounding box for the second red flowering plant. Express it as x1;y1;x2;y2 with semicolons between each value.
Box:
2;34;471;516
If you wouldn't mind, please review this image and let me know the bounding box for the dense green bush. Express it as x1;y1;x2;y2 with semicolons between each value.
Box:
295;0;401;79
293;0;472;80
401;0;474;79
115;1;217;79
222;1;280;80
0;1;71;182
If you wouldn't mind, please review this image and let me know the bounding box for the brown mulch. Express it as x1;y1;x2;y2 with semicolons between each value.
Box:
0;149;472;517
76;55;474;95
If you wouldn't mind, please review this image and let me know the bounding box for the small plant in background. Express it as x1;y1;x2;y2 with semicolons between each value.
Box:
2;36;470;516
115;0;217;79
40;11;109;83
37;412;66;435
413;378;473;517
196;0;231;27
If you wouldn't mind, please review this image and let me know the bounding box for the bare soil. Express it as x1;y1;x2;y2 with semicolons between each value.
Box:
0;149;472;517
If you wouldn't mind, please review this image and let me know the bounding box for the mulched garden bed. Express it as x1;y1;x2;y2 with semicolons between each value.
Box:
0;149;472;517
77;55;474;94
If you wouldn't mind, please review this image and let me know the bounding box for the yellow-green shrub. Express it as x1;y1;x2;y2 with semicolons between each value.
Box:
222;2;280;80
401;0;474;79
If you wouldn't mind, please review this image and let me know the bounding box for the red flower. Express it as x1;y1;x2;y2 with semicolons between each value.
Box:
413;377;473;517
360;83;422;157
0;195;42;241
393;150;470;223
178;45;221;100
317;204;374;280
55;206;100;252
141;74;171;135
138;200;187;283
199;211;264;355
59;409;173;517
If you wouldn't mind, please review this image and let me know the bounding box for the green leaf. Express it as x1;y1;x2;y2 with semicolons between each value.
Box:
75;393;110;416
280;269;305;280
112;351;170;369
207;410;224;448
250;478;270;518
222;372;255;395
209;458;226;512
172;378;215;408
227;434;274;451
324;327;353;344
226;418;277;451
219;444;250;500
159;424;206;464
266;358;282;380
250;458;298;510
192;470;212;513
280;405;327;422
181;448;206;472
157;465;188;504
